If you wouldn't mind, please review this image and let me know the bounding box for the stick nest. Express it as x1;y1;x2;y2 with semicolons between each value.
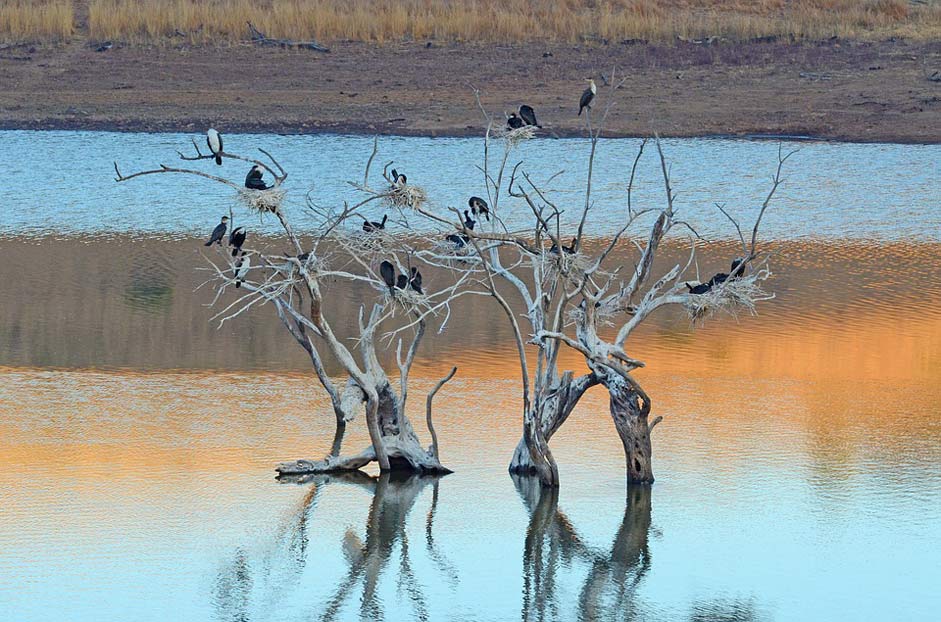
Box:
494;125;536;146
239;188;286;213
385;184;427;210
684;275;770;322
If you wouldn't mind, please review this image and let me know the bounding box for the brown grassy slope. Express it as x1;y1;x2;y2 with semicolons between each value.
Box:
4;0;941;45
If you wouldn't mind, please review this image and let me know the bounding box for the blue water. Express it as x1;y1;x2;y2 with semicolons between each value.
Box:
2;130;938;239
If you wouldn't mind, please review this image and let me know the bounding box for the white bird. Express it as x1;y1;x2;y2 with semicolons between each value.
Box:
207;128;223;165
234;254;251;288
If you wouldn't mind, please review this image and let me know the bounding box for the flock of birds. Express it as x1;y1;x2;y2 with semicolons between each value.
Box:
199;78;743;298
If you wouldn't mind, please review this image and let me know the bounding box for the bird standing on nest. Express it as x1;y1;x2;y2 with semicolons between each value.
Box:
518;105;541;128
379;261;396;293
579;78;596;116
362;214;388;233
506;113;525;130
245;165;269;190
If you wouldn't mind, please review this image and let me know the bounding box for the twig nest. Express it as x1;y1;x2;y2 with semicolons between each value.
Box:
386;184;427;210
495;125;536;146
684;275;771;322
239;188;285;213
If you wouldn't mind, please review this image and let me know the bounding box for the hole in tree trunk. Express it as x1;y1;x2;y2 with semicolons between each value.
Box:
633;458;642;473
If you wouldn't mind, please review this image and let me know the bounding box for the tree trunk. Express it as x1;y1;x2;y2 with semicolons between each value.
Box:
277;380;451;476
606;377;655;485
508;372;598;486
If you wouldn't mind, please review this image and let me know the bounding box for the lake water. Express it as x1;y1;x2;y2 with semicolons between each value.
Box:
0;131;939;621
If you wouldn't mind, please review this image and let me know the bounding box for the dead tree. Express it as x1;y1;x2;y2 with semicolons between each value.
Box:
434;81;791;486
114;137;461;476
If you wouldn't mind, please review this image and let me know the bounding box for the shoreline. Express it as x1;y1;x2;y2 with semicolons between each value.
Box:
3;39;940;144
2;117;939;145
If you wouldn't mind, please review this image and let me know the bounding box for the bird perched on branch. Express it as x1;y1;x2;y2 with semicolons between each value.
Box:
362;214;388;233
228;226;246;256
468;196;490;222
506;113;525;130
579;78;597;116
207;128;223;165
463;210;476;230
550;237;577;255
234;253;251;289
245;165;269;190
446;233;469;248
518;105;541;128
409;267;424;294
204;216;228;246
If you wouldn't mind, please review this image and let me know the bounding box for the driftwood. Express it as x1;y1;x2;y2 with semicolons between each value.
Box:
247;22;329;52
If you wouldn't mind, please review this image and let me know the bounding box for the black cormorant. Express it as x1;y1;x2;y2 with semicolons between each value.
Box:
228;226;246;256
409;267;423;294
686;282;712;295
730;257;747;278
204;216;228;246
708;272;729;287
396;274;408;290
446;233;469;248
362;214;388;233
207;128;223;165
578;78;597;116
468;196;490;221
245;165;269;190
518;105;541;128
506;113;525;130
379;260;396;292
551;237;577;254
463;210;476;230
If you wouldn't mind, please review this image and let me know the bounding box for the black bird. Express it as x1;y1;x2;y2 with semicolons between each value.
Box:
245;165;269;190
578;78;597;116
207;128;223;165
396;274;408;290
204;216;229;246
708;272;729;287
468;196;490;222
379;260;396;292
730;257;747;278
551;237;577;254
409;267;423;294
390;169;406;188
446;233;469;248
228;226;246;257
686;282;712;295
506;113;525;130
95;41;113;53
362;214;388;233
391;168;399;184
518;105;541;128
234;254;251;288
463;210;476;230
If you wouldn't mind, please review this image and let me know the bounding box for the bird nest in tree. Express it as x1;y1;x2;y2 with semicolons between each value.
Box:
385;184;427;210
684;276;770;323
494;125;536;146
339;229;393;256
239;188;285;213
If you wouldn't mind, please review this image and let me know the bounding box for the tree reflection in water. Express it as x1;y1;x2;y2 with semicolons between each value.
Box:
513;475;652;622
212;475;762;621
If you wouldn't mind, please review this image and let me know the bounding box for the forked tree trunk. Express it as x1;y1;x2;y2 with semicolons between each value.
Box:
508;372;598;486
605;376;655;484
277;380;451;476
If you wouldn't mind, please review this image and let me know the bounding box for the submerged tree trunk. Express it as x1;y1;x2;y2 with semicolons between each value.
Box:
508;372;598;486
604;375;656;485
277;380;451;476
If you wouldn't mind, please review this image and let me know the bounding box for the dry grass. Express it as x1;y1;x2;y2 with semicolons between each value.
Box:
0;0;73;44
4;0;941;45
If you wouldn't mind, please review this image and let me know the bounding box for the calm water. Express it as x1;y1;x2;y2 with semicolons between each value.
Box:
1;131;940;621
